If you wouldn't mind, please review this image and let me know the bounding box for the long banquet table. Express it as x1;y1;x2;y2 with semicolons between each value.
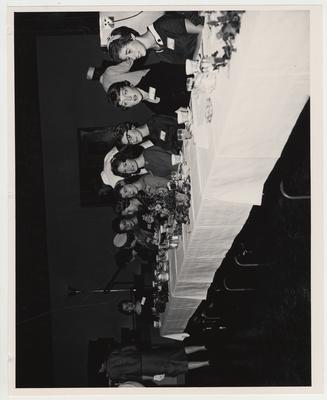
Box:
160;11;310;336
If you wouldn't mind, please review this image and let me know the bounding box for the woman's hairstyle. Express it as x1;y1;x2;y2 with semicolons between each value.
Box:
114;121;139;149
96;180;118;206
114;198;131;214
110;158;132;178
112;216;137;233
117;299;134;315
107;80;131;108
107;26;140;64
86;59;115;81
111;145;144;178
114;180;126;199
114;174;143;198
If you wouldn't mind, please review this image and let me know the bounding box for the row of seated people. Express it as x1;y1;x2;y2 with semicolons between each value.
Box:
90;110;190;268
87;10;239;309
87;12;240;114
85;12;242;385
87;12;203;271
109;158;190;267
85;13;207;334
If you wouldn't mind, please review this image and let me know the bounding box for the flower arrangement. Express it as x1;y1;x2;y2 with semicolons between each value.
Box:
150;168;193;317
170;169;192;225
205;10;245;69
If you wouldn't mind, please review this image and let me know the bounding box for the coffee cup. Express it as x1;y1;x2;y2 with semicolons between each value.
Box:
176;108;191;124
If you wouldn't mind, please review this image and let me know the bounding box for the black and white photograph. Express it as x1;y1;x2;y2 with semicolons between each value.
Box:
6;3;324;395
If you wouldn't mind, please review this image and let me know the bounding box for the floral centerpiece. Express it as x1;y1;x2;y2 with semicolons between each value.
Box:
203;10;245;70
147;161;193;319
169;165;192;226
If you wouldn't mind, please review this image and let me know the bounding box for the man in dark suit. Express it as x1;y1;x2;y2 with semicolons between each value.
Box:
107;63;190;116
118;291;155;324
114;114;183;153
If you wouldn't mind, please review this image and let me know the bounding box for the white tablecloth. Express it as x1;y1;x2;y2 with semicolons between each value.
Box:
160;11;309;336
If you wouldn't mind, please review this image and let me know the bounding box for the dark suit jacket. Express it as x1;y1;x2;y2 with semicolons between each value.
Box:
135;288;155;324
146;114;181;153
137;63;190;116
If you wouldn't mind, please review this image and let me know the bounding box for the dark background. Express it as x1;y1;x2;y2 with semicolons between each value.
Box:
15;12;153;388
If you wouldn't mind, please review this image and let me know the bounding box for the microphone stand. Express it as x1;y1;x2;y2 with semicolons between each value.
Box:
68;266;135;296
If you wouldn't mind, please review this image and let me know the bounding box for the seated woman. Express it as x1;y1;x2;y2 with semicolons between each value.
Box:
107;14;203;65
115;174;170;199
112;215;139;233
115;197;144;217
87;27;151;92
110;144;182;179
112;214;158;234
115;180;189;235
114;114;182;152
98;342;209;384
115;174;189;210
112;215;159;250
107;62;190;116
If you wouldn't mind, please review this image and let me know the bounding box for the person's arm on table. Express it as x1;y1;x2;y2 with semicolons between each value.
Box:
185;19;204;60
185;19;203;34
109;59;134;73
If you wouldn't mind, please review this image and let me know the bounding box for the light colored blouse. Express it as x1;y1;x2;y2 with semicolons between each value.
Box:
100;59;150;92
